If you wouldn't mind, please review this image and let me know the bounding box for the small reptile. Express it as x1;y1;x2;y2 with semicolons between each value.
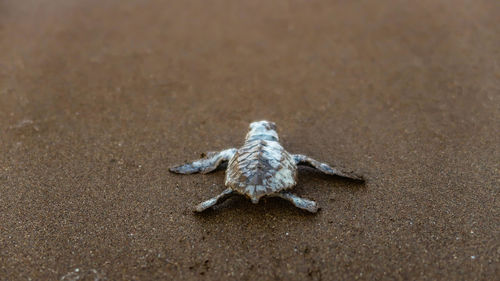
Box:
170;121;363;213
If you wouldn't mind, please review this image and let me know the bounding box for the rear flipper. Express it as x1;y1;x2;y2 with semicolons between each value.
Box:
293;154;364;181
195;188;235;212
273;191;319;213
170;148;237;174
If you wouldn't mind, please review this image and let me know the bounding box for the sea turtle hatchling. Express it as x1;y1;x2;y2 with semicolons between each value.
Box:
170;120;364;213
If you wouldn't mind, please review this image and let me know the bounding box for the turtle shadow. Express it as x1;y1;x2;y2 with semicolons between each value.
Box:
190;177;367;245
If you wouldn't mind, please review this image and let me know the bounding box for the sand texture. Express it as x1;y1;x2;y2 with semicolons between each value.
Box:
0;0;499;280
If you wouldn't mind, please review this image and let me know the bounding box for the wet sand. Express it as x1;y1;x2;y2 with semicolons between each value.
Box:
0;0;499;280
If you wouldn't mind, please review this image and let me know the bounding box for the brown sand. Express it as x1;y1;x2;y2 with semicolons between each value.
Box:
0;0;499;280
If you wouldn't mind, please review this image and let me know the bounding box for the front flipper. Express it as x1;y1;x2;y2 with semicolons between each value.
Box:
170;148;237;174
293;154;364;181
195;188;235;212
273;191;319;213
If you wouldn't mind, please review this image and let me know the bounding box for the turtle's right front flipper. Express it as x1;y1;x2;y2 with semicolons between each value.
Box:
170;148;237;174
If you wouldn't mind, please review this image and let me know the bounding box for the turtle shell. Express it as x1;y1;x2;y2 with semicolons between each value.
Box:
225;139;297;202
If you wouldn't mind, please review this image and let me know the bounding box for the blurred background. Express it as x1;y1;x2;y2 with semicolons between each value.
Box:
0;0;498;280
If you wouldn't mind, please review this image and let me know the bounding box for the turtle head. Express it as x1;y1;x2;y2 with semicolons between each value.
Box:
246;120;279;142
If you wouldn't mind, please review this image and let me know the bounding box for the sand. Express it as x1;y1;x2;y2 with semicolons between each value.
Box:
0;0;499;280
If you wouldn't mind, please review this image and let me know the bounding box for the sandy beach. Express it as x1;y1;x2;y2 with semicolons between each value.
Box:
0;0;499;280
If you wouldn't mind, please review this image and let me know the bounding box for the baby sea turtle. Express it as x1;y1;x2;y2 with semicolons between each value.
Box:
170;121;363;213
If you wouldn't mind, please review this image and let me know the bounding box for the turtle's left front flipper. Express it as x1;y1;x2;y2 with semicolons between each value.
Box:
293;154;364;181
170;148;237;174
